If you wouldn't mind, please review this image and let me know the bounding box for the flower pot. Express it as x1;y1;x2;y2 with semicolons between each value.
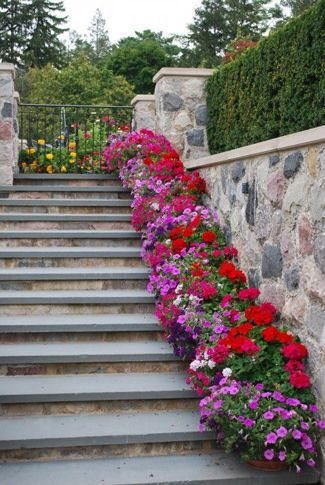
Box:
246;459;288;471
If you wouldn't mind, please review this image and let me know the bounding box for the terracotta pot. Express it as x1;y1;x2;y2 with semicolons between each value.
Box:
246;459;288;471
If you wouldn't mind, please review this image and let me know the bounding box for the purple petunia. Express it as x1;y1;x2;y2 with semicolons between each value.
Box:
273;391;285;402
292;429;302;440
317;420;325;429
286;398;300;407
266;432;278;444
278;451;286;461
243;418;255;428
263;411;275;420
276;426;288;438
248;400;259;410
264;449;274;460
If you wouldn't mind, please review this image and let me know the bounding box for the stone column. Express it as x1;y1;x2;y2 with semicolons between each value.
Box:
0;63;17;185
153;67;214;160
131;95;156;131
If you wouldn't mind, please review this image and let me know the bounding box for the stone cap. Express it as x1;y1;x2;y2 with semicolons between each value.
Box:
131;94;155;106
14;91;20;101
153;67;214;83
0;63;15;78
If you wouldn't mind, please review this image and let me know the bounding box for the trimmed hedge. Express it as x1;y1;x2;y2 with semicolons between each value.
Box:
207;0;325;154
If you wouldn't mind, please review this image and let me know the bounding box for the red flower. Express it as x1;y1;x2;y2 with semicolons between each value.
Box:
262;326;279;342
202;231;216;244
284;360;305;372
191;262;204;277
213;249;222;258
219;261;247;284
172;238;187;254
144;157;154;166
237;322;254;335
183;227;194;238
289;371;311;389
282;343;308;360
238;288;261;301
277;331;294;344
211;344;230;363
224;246;238;258
201;281;217;299
245;303;276;326
170;227;183;240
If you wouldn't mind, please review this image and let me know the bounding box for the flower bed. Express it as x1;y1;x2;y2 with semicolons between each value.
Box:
104;129;324;470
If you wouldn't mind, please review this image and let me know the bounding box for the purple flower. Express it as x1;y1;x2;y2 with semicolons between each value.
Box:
292;429;302;440
203;320;211;328
301;435;313;450
264;449;274;461
255;383;264;391
273;391;285;402
276;426;288;438
263;411;275;420
307;459;316;467
261;392;272;398
309;404;318;413
243;418;255;428
213;400;223;410
266;432;278;444
249;400;259;410
177;315;187;324
278;451;286;462
286;398;300;407
301;421;310;430
317;420;325;429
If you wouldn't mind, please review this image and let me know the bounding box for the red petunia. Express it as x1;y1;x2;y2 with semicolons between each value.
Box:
202;231;216;244
183;227;194;238
284;360;305;372
245;302;276;326
238;288;261;301
170;227;183;240
172;238;187;254
282;342;308;360
289;370;311;388
277;331;294;344
261;326;279;342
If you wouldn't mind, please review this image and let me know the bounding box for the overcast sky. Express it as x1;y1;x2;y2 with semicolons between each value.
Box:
64;0;202;43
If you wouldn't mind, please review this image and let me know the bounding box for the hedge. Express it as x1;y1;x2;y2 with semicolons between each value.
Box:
206;0;325;154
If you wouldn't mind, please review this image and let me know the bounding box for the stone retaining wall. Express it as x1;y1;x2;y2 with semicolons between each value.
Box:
186;127;325;430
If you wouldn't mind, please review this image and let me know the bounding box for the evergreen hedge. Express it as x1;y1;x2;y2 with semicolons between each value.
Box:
206;0;325;154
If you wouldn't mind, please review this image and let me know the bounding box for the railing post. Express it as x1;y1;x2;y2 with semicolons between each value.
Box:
131;95;156;131
0;63;18;185
153;67;214;161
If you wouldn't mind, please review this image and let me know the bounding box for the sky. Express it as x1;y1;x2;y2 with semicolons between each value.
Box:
63;0;202;43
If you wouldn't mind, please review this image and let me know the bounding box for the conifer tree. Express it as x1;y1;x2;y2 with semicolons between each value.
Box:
0;0;28;66
88;9;110;64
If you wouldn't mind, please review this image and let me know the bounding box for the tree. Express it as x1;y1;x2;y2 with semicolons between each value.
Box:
105;30;180;93
0;0;28;66
185;0;283;66
281;0;316;16
23;0;67;68
88;9;110;64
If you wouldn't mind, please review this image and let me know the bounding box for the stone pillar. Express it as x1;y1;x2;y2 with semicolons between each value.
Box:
153;67;214;160
0;63;17;185
131;95;156;131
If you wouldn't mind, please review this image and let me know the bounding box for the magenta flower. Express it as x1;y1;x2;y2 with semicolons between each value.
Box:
301;435;313;450
266;432;278;444
317;420;325;429
286;398;300;407
248;400;258;410
263;411;275;420
307;459;316;467
292;429;302;440
243;418;255;428
276;426;288;438
264;449;274;460
278;451;286;461
273;391;285;402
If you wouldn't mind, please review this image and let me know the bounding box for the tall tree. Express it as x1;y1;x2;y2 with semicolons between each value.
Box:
88;8;110;64
281;0;316;16
23;0;67;68
0;0;28;66
185;0;282;66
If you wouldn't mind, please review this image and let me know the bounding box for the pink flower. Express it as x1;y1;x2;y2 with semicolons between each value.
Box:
264;449;274;460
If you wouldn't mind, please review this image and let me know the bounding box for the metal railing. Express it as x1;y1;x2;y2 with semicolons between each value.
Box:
18;103;134;173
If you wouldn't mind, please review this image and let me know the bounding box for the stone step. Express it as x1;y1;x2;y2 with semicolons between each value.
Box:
0;453;319;485
0;313;160;333
0;199;132;214
0;185;128;193
1;185;131;200
0;230;141;248
0;213;131;221
0;289;154;305
0;246;141;259
0;410;213;451
14;174;121;187
0;340;175;364
0;372;195;403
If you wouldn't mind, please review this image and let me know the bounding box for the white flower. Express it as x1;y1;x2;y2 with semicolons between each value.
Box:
190;359;202;371
151;202;159;211
208;359;216;369
222;368;232;377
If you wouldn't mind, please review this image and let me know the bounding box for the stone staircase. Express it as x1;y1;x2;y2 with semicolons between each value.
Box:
0;174;319;484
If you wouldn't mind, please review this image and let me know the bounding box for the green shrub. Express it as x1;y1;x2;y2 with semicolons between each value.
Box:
207;0;325;153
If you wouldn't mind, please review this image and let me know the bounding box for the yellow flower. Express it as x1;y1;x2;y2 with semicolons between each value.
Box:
37;139;45;146
27;148;36;155
60;165;67;173
31;160;38;166
70;152;77;158
58;135;64;141
46;165;53;174
68;142;76;150
69;158;75;164
46;153;54;160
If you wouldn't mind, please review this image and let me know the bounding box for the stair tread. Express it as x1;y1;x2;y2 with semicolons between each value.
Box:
0;199;131;206
0;313;160;332
14;174;119;180
0;453;319;485
0;185;129;192
0;340;175;363
0;372;195;402
0;229;140;237
0;213;131;220
0;267;149;280
0;247;141;257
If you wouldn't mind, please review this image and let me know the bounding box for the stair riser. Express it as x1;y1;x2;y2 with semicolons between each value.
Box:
0;257;144;268
0;279;148;291
0;440;215;463
1;361;187;377
14;180;122;187
0;398;198;418
0;206;132;214
1;192;132;200
0;221;133;230
0;331;163;344
0;303;155;316
0;238;141;248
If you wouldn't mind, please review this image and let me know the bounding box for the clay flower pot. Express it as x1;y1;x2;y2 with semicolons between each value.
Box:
246;459;288;471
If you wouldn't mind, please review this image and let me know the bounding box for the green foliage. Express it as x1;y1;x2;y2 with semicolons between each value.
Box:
0;0;28;66
207;0;325;153
105;30;180;93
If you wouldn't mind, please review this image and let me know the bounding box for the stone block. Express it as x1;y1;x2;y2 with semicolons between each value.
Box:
282;295;307;326
269;154;280;167
174;111;192;131
261;244;283;278
303;259;325;305
245;179;258;226
314;235;325;274
230;162;245;183
0;121;13;140
284;266;300;291
260;282;286;311
283;151;303;178
0;76;14;97
305;304;325;341
162;93;183;112
248;268;261;288
186;129;204;147
1;101;13;119
255;203;272;240
195;105;208;125
266;170;285;205
298;214;314;256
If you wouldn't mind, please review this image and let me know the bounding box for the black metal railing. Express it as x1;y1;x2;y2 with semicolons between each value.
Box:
18;103;134;173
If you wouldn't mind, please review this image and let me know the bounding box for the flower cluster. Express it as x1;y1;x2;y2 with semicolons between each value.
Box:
104;129;322;469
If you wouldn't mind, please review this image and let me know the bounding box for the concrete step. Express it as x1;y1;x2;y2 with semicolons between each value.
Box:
0;213;131;221
0;340;175;364
0;185;128;193
0;199;132;214
0;372;195;403
0;289;154;305
0;230;141;248
14;174;121;187
0;313;160;333
0;410;213;451
0;185;131;200
0;453;319;485
0;246;141;259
